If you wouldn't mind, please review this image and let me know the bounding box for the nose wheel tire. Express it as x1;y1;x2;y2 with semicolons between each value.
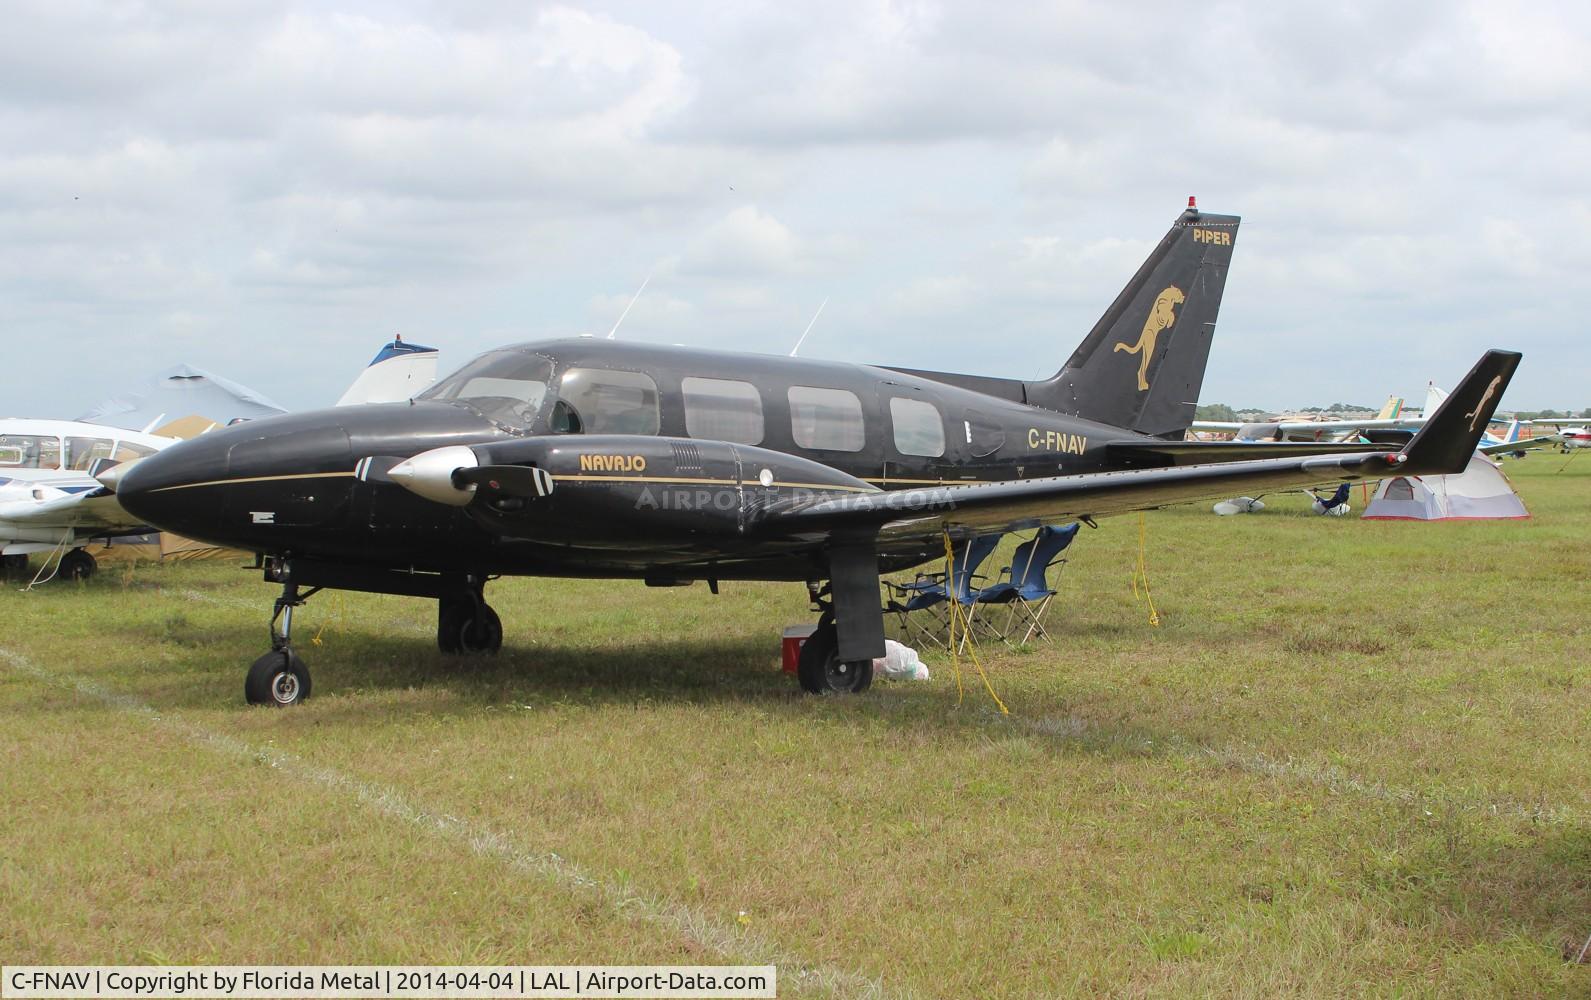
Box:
796;621;874;695
59;549;97;581
245;650;312;706
438;600;503;655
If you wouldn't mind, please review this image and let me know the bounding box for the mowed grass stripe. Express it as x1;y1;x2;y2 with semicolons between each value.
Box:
0;647;893;1000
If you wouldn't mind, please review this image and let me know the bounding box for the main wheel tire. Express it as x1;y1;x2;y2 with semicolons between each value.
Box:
1;554;27;577
797;622;874;695
245;650;312;706
59;549;96;581
439;600;502;655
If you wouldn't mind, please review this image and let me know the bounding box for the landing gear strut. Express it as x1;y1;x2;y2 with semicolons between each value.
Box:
245;573;317;706
437;582;502;655
59;548;96;581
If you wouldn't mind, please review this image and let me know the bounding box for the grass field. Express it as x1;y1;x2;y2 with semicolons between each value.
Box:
3;457;1588;997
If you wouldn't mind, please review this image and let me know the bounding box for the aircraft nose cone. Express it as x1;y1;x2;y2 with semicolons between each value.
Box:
116;435;230;535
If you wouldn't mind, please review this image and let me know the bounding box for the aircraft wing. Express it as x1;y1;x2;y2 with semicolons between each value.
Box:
1477;435;1558;456
759;350;1521;544
0;486;146;535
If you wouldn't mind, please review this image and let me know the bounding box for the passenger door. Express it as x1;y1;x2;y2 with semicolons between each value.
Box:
877;383;951;488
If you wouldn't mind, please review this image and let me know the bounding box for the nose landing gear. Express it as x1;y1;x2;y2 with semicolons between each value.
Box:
246;574;318;707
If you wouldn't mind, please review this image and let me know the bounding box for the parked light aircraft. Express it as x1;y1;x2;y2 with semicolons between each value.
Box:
1194;396;1417;442
2;338;439;579
0;420;173;577
1520;419;1590;450
105;203;1522;706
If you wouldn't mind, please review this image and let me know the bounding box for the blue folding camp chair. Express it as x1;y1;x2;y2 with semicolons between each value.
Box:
884;532;1002;649
969;523;1080;644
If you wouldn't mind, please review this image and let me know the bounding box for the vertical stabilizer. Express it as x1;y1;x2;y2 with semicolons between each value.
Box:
1025;201;1239;438
337;337;439;406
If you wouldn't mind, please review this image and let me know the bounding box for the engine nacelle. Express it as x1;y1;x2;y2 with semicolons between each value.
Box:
461;435;875;543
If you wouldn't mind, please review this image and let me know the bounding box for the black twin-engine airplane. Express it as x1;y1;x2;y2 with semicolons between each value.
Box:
112;202;1521;705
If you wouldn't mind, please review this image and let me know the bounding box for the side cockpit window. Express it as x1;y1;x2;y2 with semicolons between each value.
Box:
558;368;660;435
418;350;553;431
66;437;116;471
0;435;63;470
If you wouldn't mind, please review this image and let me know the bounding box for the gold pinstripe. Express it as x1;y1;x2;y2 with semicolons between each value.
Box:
148;471;356;494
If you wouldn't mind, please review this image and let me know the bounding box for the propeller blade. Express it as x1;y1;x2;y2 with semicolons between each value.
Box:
454;465;556;499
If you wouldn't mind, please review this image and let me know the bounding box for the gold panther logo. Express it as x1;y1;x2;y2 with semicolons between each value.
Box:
1463;375;1501;432
1113;285;1185;391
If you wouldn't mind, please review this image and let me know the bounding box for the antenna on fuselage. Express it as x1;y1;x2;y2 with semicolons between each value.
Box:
789;297;828;357
606;275;651;339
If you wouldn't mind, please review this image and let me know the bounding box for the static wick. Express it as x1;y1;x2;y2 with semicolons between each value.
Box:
789;297;829;357
606;275;651;340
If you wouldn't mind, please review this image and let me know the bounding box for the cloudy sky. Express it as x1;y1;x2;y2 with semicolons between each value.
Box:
4;0;1588;416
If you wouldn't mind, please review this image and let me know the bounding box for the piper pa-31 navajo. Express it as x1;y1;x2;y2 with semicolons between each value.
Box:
111;202;1522;705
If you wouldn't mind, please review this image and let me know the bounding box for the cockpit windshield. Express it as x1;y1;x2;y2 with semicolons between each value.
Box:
418;350;554;430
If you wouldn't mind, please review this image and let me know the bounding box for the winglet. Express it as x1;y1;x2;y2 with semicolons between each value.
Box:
1401;350;1523;474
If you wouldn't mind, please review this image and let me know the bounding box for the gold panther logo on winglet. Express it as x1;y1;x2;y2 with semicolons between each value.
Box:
1463;375;1502;432
1113;285;1185;391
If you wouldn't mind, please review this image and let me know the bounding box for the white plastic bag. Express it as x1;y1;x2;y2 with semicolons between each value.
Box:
874;639;930;681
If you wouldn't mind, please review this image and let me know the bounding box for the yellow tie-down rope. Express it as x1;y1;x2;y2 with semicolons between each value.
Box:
1131;512;1161;627
310;591;349;647
941;530;1009;715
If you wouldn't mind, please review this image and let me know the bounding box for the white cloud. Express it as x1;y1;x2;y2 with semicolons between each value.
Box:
2;0;1590;412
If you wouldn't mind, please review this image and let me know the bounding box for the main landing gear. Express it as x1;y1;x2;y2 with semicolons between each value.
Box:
437;589;503;656
797;588;875;696
796;542;887;695
59;548;97;581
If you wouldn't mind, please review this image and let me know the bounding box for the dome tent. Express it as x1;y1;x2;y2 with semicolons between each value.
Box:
1362;453;1528;521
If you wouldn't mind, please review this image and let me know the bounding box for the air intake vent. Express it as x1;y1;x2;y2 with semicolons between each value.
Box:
670;441;703;474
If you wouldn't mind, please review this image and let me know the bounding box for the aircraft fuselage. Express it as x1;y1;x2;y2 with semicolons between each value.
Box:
118;338;1167;582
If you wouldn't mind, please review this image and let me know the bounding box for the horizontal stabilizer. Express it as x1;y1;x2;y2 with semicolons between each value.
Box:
1401;350;1522;473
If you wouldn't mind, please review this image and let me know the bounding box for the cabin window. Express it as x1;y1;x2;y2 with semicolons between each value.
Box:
559;368;660;435
963;409;1006;457
682;377;764;445
0;435;62;469
114;442;158;463
65;437;115;471
788;386;864;452
889;397;945;457
419;349;553;431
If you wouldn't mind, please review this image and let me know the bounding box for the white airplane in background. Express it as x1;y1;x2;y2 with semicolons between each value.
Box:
2;337;439;581
1198;383;1556;455
1193;395;1418;442
1518;418;1590;450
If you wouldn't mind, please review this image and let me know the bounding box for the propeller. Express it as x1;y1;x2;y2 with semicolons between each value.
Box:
384;446;553;506
454;465;555;499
